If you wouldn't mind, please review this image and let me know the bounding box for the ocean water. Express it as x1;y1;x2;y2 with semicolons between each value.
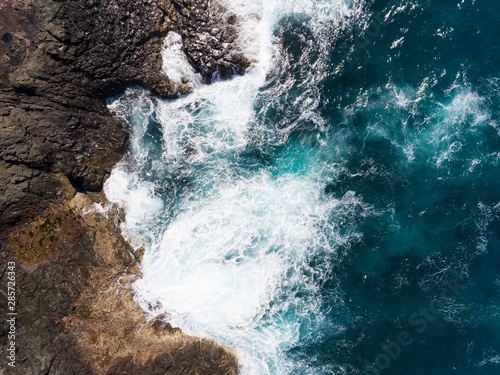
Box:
104;0;500;373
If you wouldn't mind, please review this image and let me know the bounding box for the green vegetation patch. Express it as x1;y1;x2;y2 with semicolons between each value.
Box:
10;212;77;266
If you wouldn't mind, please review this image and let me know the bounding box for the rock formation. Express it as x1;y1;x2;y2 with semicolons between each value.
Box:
0;0;250;373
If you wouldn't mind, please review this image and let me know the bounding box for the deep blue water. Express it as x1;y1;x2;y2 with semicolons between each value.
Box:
106;0;500;373
309;1;500;373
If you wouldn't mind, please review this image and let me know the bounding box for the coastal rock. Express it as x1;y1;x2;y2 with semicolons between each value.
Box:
1;193;239;374
172;0;252;82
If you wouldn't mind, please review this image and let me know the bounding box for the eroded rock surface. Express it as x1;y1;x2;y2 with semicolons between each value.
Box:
1;192;239;374
172;0;252;82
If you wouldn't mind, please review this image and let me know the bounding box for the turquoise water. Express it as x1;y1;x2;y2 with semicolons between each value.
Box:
105;0;500;373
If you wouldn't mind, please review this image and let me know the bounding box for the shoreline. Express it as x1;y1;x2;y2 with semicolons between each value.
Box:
0;0;250;373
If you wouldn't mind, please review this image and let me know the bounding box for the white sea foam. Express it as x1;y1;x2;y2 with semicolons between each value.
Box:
162;31;202;87
135;171;327;371
130;169;366;374
105;169;164;249
105;0;367;374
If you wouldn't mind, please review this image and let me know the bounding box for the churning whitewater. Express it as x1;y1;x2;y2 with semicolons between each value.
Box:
106;1;362;373
106;0;500;374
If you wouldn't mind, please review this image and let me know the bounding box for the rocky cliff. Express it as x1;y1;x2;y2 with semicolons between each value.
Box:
0;0;250;373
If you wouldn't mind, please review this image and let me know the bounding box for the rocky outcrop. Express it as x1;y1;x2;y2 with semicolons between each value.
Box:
0;0;171;226
64;196;238;374
172;0;251;82
1;191;239;374
0;0;250;373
